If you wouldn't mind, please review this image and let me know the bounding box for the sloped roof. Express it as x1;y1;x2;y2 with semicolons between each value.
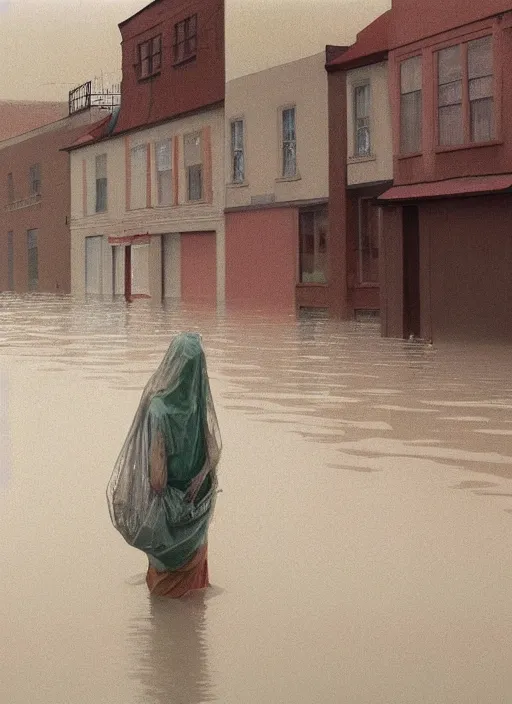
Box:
62;108;120;152
0;100;68;142
327;10;390;71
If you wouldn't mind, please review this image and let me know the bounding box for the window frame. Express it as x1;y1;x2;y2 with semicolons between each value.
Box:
183;131;203;202
173;15;197;66
7;173;14;203
298;206;328;285
155;138;173;207
29;164;41;196
230;118;245;184
278;105;298;180
27;228;38;292
399;54;423;157
353;82;372;158
95;154;108;213
129;144;148;211
434;34;496;150
357;197;380;286
137;35;162;80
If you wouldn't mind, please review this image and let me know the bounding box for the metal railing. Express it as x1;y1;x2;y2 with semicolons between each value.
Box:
69;81;121;115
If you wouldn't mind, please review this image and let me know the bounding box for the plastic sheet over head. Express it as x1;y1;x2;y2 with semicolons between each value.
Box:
107;332;221;572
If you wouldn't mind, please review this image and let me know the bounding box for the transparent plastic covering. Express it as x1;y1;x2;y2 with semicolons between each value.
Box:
107;333;221;572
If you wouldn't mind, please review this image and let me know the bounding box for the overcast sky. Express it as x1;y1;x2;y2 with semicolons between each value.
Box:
0;0;390;101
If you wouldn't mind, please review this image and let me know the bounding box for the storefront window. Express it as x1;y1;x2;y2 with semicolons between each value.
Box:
299;208;327;284
358;198;380;284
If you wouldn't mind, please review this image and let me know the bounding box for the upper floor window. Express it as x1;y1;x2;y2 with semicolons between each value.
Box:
138;36;162;80
230;119;245;183
281;106;297;178
155;139;173;206
7;173;14;203
437;35;494;147
354;84;371;157
29;164;41;196
95;154;107;213
174;15;197;65
400;56;422;155
184;132;203;201
130;145;148;210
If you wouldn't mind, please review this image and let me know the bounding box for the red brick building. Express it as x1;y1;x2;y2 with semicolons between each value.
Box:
379;0;512;341
0;107;106;294
114;0;224;136
67;0;226;303
326;13;392;319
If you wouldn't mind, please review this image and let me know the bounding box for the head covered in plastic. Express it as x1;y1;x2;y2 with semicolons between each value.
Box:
107;332;221;571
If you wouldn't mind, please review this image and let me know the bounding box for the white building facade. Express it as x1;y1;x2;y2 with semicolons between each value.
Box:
69;104;225;304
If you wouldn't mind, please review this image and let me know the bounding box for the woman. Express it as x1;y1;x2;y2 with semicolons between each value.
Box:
107;333;221;598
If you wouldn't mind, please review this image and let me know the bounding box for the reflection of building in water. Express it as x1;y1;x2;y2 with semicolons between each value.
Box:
128;595;214;704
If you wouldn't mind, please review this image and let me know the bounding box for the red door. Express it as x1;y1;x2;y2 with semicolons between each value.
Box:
180;232;217;303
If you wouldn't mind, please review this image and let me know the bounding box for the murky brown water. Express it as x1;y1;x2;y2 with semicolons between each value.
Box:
0;294;511;704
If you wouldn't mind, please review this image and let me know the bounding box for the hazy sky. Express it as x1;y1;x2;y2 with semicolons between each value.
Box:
0;0;390;101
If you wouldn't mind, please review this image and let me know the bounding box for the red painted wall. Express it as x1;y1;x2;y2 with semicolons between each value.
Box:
181;232;217;303
391;0;512;49
115;0;224;135
420;196;512;341
390;13;512;186
225;209;297;310
0;120;92;294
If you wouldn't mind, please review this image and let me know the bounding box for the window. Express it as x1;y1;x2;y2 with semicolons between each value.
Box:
7;173;14;203
299;207;327;284
174;15;197;64
27;229;38;292
437;35;494;146
184;132;202;201
155;139;172;206
7;231;13;291
358;198;380;284
400;56;422;154
230;119;245;183
354;84;371;156
95;154;107;213
130;145;148;210
138;36;162;79
281;107;297;178
29;164;41;196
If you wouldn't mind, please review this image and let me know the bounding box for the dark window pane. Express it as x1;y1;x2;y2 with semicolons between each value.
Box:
27;229;38;292
400;91;422;153
188;164;202;201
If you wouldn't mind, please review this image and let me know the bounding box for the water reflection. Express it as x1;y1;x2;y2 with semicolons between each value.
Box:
1;294;512;703
129;595;214;704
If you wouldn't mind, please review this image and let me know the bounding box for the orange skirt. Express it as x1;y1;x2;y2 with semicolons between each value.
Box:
146;544;209;598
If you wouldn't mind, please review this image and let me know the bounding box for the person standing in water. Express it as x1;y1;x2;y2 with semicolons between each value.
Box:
107;332;222;598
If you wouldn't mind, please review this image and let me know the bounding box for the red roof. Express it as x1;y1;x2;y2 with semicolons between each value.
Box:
63;114;114;152
0;100;68;142
327;10;390;70
379;174;512;201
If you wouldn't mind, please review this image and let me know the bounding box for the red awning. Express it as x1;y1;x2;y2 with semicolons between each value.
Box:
108;234;151;246
379;175;512;202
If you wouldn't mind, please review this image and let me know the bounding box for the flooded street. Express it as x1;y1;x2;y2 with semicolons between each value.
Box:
0;295;511;704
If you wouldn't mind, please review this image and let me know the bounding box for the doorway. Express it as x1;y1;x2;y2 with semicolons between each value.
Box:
402;205;420;339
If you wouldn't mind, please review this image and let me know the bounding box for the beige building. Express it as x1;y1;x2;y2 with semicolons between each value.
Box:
326;9;393;317
346;61;393;187
224;52;334;309
68;104;225;303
